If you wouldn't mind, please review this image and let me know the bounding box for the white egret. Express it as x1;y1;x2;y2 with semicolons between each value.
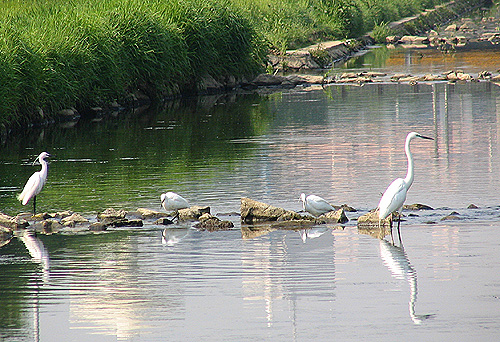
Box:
160;192;189;219
378;132;433;237
18;152;50;215
300;193;335;217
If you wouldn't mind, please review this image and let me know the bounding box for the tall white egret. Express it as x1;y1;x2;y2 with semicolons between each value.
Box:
160;192;189;219
300;193;335;217
378;132;433;237
18;152;50;215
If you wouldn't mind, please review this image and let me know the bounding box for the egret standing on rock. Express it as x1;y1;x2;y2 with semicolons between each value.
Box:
18;152;50;215
160;192;189;219
378;132;433;237
300;193;335;217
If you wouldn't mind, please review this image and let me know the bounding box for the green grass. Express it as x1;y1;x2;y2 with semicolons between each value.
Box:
0;0;470;127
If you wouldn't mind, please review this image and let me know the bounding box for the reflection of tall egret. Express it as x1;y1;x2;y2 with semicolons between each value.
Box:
18;152;51;215
378;132;433;238
379;240;434;324
300;193;335;216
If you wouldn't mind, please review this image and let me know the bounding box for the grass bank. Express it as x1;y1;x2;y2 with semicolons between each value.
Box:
0;0;471;128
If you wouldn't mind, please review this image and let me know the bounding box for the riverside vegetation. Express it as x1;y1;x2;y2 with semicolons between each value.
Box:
0;0;482;128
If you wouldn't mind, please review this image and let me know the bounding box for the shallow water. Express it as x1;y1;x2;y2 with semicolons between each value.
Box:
1;47;500;341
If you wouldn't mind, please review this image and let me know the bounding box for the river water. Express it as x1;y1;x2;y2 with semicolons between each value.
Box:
1;46;500;341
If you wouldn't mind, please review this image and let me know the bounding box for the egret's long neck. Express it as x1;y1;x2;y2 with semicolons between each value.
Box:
404;137;414;186
40;158;48;177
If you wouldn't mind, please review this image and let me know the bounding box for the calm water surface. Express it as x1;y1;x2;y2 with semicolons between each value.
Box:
1;47;500;341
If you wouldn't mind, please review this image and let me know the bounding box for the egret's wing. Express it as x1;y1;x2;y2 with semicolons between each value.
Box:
18;172;42;205
309;195;335;212
164;192;189;210
378;178;407;219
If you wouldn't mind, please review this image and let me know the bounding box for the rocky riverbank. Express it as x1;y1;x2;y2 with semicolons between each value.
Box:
240;0;500;89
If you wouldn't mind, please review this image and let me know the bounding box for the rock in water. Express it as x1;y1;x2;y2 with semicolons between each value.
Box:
178;206;211;221
193;213;234;231
240;198;302;224
318;209;349;224
0;226;13;247
97;208;127;223
0;212;29;229
357;210;392;228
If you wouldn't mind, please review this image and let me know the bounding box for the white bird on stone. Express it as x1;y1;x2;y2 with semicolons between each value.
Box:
378;132;433;238
160;192;189;219
300;193;335;217
18;152;50;215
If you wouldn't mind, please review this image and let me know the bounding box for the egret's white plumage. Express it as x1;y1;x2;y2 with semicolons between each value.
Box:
378;132;433;227
300;193;335;217
160;192;189;212
18;152;50;214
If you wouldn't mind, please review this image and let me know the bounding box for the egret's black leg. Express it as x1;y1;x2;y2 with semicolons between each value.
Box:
33;196;37;215
397;212;402;244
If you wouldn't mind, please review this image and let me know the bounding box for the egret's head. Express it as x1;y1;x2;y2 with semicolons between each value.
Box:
160;193;166;206
34;152;50;165
408;132;433;141
299;193;307;210
300;193;306;203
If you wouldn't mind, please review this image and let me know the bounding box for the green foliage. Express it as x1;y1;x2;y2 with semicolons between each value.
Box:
372;22;393;43
0;0;264;125
0;0;453;126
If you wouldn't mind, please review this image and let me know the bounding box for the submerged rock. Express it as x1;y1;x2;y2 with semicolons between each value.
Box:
111;218;143;228
0;226;13;247
441;211;462;221
403;203;434;210
97;208;127;223
0;212;29;229
61;213;89;227
154;217;174;225
194;213;234;231
88;222;109;232
31;219;63;234
97;208;143;228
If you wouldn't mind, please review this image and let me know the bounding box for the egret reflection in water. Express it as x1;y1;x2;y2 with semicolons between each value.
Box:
299;227;329;243
161;227;190;246
379;239;434;324
19;230;50;280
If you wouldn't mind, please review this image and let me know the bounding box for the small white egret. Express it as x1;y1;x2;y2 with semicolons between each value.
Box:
160;192;189;219
378;132;433;237
300;193;335;217
18;152;50;215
